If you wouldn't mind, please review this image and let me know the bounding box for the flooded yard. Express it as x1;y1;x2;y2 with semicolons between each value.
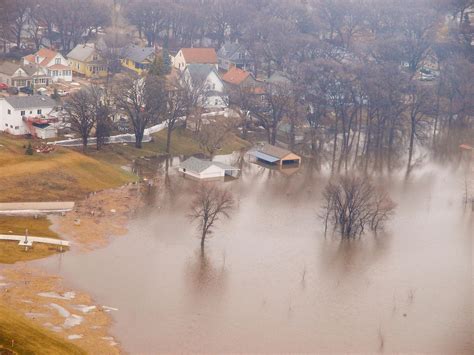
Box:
36;155;472;353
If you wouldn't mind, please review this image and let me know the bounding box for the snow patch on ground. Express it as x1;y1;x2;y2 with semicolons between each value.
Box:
38;291;76;300
49;303;83;328
101;336;118;346
43;322;63;332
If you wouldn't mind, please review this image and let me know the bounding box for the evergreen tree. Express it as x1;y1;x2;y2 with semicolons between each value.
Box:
25;143;33;155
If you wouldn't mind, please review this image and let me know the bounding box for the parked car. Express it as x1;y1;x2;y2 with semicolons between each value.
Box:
20;86;33;95
7;87;19;95
57;89;69;97
0;83;8;90
36;87;48;95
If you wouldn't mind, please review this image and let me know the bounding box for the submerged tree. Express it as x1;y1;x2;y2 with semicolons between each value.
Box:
189;184;234;250
321;175;396;238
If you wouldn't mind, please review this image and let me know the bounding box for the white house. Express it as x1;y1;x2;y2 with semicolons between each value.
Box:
181;64;228;110
23;47;73;82
0;95;57;136
173;48;218;72
0;62;50;88
179;157;240;180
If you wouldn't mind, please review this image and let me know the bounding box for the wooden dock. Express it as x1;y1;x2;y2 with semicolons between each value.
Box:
0;234;70;247
0;202;75;215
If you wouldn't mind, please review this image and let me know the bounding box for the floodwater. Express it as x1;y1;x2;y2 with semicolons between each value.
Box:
37;154;472;353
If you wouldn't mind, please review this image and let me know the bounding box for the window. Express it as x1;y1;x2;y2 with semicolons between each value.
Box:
7;109;10;114
55;58;61;64
53;70;58;76
29;111;32;114
5;123;7;127
37;109;42;115
14;126;19;130
20;110;25;116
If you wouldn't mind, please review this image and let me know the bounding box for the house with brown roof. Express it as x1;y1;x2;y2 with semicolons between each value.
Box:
222;66;259;89
173;48;218;72
23;47;72;82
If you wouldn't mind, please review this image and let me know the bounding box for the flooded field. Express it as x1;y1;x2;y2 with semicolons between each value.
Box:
37;155;472;353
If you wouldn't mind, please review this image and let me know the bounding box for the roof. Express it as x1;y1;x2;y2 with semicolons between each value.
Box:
22;64;48;77
259;144;294;159
185;64;216;86
4;95;56;109
124;45;155;63
217;42;242;60
35;48;58;66
249;151;280;163
266;71;292;86
179;157;238;173
24;48;59;66
180;48;217;64
222;66;251;85
67;43;96;62
0;62;22;76
48;64;70;70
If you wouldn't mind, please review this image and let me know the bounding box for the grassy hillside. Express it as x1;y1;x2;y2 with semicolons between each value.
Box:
0;305;85;354
88;128;251;166
0;134;136;203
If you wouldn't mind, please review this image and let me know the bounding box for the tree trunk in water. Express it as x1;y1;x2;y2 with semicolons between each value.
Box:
166;127;172;154
201;229;206;250
407;117;415;173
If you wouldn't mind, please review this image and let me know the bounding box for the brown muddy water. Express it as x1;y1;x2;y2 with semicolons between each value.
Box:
36;154;472;354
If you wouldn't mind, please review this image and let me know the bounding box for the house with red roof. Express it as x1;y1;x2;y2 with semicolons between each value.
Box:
23;47;73;82
173;48;218;72
222;66;259;89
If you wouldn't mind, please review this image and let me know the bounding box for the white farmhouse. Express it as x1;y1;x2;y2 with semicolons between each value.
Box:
173;48;218;72
181;64;228;110
179;157;240;180
0;95;57;137
23;47;73;82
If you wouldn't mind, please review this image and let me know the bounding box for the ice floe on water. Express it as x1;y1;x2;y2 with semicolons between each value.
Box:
38;291;76;300
73;304;96;313
102;305;118;312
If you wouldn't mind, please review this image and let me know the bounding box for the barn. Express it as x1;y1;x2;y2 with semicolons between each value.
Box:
249;144;301;167
179;157;240;180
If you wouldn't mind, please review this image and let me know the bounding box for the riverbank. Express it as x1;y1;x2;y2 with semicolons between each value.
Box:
0;266;118;354
0;183;146;353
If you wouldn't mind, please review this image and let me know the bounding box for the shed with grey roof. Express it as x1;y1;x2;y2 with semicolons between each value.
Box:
179;157;240;180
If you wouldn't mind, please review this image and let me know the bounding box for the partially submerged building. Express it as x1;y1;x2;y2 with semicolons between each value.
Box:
249;144;301;167
179;157;240;180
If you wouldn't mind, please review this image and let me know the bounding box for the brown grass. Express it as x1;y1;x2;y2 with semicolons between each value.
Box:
0;134;136;203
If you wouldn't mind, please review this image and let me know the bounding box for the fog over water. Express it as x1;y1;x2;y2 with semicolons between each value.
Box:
37;154;473;353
